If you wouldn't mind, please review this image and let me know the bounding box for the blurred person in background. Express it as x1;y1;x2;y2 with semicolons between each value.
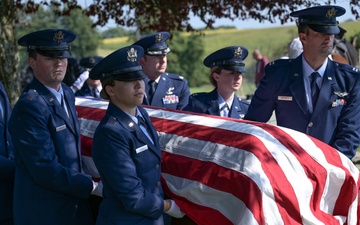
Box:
75;56;103;98
252;49;269;87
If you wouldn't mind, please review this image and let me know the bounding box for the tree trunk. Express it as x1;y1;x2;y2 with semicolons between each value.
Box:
0;0;21;106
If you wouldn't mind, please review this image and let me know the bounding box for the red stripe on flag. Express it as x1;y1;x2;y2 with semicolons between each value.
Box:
81;135;94;157
77;105;106;121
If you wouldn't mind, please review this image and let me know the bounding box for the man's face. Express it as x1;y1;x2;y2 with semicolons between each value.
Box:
140;55;167;80
301;29;334;57
29;53;68;90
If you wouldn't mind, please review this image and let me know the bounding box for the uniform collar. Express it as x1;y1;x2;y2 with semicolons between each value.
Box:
45;85;64;104
302;55;328;78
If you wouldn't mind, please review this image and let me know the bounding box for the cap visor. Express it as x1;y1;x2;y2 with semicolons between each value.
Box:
221;65;246;73
36;50;71;58
113;70;147;81
308;24;340;34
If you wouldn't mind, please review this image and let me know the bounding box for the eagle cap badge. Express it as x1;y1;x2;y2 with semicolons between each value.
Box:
53;31;64;43
127;47;138;62
234;47;242;58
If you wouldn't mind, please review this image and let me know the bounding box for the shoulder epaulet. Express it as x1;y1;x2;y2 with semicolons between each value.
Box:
190;92;207;97
333;62;360;74
267;59;292;68
23;89;39;101
239;98;250;105
165;73;186;81
107;117;118;126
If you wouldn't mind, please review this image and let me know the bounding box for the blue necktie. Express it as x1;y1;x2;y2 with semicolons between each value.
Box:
310;72;320;107
61;94;69;117
137;115;154;143
148;80;156;103
220;103;229;117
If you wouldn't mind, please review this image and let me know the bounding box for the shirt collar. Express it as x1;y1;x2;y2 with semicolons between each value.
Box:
302;55;328;78
217;91;234;109
45;85;64;104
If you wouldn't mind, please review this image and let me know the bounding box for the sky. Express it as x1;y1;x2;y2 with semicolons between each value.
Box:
188;1;356;30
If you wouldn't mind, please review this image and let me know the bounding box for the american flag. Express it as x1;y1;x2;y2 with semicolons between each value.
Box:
76;97;360;225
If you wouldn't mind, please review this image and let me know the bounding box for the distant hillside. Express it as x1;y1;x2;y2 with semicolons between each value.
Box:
97;20;360;97
98;20;360;61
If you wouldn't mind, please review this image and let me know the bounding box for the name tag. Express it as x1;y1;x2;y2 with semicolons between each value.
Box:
278;96;293;101
136;145;148;154
56;124;67;132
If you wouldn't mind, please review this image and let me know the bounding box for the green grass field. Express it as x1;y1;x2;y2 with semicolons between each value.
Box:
97;21;360;96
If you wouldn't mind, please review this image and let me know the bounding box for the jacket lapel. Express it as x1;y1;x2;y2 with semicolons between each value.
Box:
207;89;220;115
288;57;310;116
152;74;166;105
109;104;161;159
31;79;77;135
311;60;336;118
229;98;245;119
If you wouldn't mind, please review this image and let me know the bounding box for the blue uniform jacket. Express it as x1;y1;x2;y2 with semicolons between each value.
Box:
244;55;360;159
8;77;94;225
0;82;15;222
142;73;190;110
75;84;100;98
183;89;249;119
92;103;166;225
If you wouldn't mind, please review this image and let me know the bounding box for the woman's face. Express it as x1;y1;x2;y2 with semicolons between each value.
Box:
106;79;145;113
214;69;243;94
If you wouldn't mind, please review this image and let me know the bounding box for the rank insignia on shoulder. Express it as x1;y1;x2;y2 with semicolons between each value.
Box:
109;117;117;125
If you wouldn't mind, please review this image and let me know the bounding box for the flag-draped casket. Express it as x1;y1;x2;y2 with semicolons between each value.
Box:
75;97;360;225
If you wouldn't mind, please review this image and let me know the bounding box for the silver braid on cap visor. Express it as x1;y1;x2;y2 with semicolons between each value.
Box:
100;66;143;79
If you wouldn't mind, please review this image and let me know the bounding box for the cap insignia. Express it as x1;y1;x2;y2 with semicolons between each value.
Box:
326;7;337;19
155;33;163;43
127;47;138;62
89;57;95;64
234;47;243;58
53;31;64;43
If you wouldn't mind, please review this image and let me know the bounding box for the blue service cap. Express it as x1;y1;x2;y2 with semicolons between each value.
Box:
203;46;248;73
290;5;345;34
18;29;75;58
89;45;147;81
133;31;171;56
80;56;104;70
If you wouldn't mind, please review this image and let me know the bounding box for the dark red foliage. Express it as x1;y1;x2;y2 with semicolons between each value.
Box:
14;0;360;33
